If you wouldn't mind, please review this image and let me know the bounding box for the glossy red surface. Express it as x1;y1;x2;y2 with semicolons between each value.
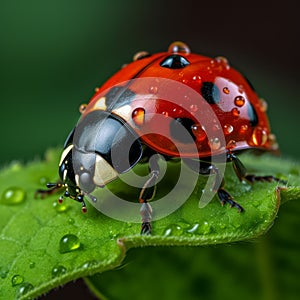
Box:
83;42;277;158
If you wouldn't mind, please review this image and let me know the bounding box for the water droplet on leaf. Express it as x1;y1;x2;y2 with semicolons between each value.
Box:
0;187;26;205
59;234;81;254
0;267;9;279
16;282;34;298
163;224;183;236
53;201;68;212
52;265;67;278
11;275;24;286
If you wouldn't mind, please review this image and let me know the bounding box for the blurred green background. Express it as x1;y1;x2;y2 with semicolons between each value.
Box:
0;1;299;299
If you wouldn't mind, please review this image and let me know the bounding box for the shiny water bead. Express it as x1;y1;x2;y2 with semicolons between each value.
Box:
79;104;87;114
231;107;240;117
223;87;230;94
168;41;191;54
234;95;245;107
11;275;24;286
0;187;26;205
239;124;249;134
149;85;158;94
227;140;237;150
223;124;233;135
59;234;81;254
16;282;34;298
191;124;207;141
52;265;67;278
133;51;150;61
132;107;145;126
209;137;221;150
259;98;268;112
250;127;268;146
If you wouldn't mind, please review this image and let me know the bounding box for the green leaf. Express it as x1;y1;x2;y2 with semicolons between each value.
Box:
0;149;299;299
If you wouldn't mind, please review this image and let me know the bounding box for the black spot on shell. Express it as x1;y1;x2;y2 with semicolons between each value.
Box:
201;82;220;104
247;102;258;126
170;118;195;143
105;87;136;110
160;55;190;69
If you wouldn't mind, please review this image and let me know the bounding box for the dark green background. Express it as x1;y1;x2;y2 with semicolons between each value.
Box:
0;0;299;165
0;1;299;299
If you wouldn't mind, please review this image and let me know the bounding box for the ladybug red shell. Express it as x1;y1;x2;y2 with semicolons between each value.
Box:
83;41;277;158
38;42;282;235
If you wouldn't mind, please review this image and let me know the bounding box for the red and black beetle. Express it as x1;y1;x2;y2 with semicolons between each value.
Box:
37;42;280;234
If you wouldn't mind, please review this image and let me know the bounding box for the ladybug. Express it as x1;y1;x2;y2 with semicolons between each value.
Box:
37;42;281;234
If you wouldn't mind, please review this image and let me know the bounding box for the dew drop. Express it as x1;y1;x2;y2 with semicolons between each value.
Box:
79;104;87;114
186;223;200;234
223;124;233;135
223;87;230;94
12;275;24;286
168;41;191;54
109;230;119;240
132;107;145;126
133;51;150;61
53;201;68;212
149;85;158;94
250;127;268;146
81;260;98;269
59;234;81;254
52;265;67;278
163;224;183;236
192;75;201;81
234;96;245;107
226;140;237;150
189;104;198;112
68;218;75;225
259;98;268;112
239;124;248;134
0;267;9;279
16;282;34;298
209;137;221;150
191;124;206;141
215;56;230;69
231;107;240;117
0;187;26;205
201;221;212;234
162;111;169;117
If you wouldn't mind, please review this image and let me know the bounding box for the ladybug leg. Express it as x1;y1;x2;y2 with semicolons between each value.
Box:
139;154;160;235
183;159;244;212
210;165;245;212
228;153;283;183
34;182;64;199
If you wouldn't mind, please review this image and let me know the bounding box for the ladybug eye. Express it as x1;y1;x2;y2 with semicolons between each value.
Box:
160;55;190;69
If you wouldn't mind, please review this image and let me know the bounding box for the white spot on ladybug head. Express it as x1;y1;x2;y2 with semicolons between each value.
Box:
93;155;118;187
93;96;107;111
59;144;73;167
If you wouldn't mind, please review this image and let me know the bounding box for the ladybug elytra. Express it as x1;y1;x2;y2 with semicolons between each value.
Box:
37;42;281;234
